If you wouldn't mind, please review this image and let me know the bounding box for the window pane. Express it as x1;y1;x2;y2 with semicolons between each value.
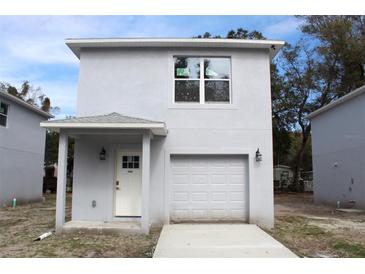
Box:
205;81;230;102
0;103;8;115
204;58;230;79
134;163;139;168
174;57;200;79
0;115;6;126
122;156;128;162
122;163;128;168
133;156;139;162
128;163;134;168
175;80;200;102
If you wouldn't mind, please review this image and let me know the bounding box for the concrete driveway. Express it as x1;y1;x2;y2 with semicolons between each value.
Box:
153;224;297;258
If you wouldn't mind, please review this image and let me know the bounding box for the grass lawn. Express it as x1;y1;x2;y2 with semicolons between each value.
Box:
0;194;161;258
2;192;365;257
268;193;365;258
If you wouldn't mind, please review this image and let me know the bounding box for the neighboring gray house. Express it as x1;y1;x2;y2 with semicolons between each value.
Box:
307;84;365;209
41;38;284;234
0;91;52;206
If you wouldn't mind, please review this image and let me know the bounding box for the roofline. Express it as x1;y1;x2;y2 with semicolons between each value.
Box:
65;38;285;60
40;121;167;136
0;91;53;119
306;84;365;120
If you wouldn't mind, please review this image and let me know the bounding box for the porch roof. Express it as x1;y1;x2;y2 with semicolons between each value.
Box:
40;112;167;136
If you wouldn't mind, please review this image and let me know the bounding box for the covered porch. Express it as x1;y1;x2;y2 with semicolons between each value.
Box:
40;112;167;234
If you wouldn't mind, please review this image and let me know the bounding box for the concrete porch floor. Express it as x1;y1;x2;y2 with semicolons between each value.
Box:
153;224;298;258
63;220;141;234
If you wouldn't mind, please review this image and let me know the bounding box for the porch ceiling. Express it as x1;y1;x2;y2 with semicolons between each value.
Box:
40;112;167;136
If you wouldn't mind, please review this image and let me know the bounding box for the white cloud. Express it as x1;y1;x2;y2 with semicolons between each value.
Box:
263;17;301;38
36;79;77;111
0;16;189;117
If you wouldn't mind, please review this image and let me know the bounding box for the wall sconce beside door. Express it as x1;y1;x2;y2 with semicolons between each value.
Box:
255;148;262;162
99;147;106;160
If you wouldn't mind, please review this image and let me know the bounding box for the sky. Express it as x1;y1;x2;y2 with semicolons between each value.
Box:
0;16;303;118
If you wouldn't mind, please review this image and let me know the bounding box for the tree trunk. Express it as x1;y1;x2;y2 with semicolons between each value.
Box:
292;127;310;191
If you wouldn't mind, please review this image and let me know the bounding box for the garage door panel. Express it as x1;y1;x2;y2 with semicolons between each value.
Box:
229;191;245;201
208;210;227;218
172;192;189;201
230;210;246;219
171;209;189;219
191;174;209;184
211;174;227;184
229;174;246;183
172;174;190;185
191;192;209;201
170;155;249;222
211;192;227;201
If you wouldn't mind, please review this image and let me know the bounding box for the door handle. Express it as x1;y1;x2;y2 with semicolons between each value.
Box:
116;181;119;186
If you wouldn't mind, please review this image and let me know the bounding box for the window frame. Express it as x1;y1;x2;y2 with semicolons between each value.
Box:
173;56;232;105
0;101;9;128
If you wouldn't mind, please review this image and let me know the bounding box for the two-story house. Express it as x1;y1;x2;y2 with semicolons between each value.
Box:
0;91;52;206
41;38;284;234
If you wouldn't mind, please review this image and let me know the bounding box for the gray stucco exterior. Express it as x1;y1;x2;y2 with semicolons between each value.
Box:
309;86;365;209
67;45;276;229
0;92;51;206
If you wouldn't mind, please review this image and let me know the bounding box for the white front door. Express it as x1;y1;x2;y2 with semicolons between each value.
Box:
114;150;142;217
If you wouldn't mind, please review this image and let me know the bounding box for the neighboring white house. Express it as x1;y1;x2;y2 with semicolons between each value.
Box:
41;38;284;234
307;84;365;209
0;91;53;206
273;165;294;190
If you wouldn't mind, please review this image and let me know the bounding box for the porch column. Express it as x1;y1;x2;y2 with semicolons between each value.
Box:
55;131;68;234
141;132;151;234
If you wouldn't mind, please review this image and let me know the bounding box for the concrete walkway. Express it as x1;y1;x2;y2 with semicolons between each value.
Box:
153;224;297;258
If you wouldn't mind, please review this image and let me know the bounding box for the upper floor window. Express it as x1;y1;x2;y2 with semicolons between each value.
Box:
0;102;8;127
174;56;231;104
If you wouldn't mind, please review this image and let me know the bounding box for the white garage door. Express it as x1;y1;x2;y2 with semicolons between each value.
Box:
170;155;249;222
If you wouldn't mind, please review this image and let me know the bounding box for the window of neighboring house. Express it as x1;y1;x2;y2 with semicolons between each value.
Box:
0;102;8;127
174;56;231;104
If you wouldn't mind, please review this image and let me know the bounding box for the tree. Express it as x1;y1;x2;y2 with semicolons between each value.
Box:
298;16;365;95
194;27;265;40
271;63;294;166
277;16;365;187
194;32;221;38
44;130;74;179
226;28;265;40
0;80;59;114
276;41;318;188
44;131;59;166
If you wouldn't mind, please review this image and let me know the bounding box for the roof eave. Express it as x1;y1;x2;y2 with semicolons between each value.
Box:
40;122;168;136
0;91;53;119
65;38;285;60
306;84;365;120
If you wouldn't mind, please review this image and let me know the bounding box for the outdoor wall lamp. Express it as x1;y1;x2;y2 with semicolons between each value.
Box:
99;147;106;160
255;148;262;162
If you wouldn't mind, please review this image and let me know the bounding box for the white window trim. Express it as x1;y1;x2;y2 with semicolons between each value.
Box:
0;101;9;128
172;56;232;105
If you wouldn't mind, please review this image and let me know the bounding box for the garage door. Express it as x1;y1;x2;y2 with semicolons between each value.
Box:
170;155;249;222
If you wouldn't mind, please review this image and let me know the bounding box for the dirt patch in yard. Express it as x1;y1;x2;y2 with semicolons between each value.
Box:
267;193;365;258
0;194;161;258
